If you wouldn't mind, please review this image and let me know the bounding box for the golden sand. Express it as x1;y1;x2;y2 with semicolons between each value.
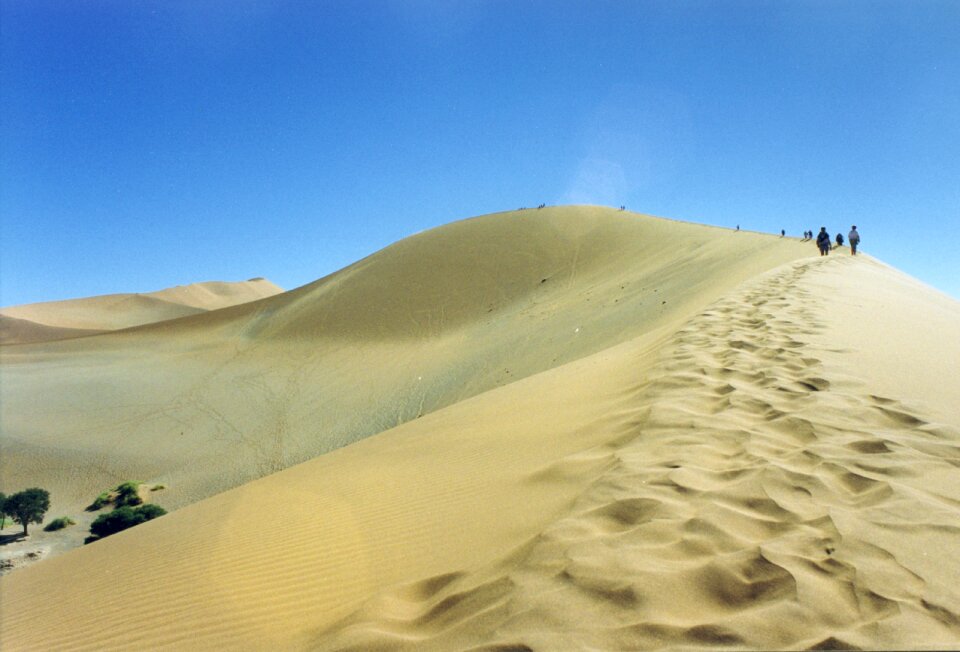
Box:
1;207;958;650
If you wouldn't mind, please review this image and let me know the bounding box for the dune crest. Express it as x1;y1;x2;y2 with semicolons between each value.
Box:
2;208;959;650
0;278;282;342
0;314;106;346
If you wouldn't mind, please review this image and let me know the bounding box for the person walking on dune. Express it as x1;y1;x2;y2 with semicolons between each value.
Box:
816;227;831;256
848;225;860;255
835;232;844;250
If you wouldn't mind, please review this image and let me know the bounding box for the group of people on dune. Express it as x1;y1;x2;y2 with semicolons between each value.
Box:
805;226;860;256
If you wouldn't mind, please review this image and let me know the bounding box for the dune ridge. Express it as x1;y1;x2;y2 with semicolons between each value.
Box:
0;314;106;346
2;208;959;650
0;278;282;342
314;256;960;651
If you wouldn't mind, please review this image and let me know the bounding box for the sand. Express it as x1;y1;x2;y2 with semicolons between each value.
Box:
0;277;282;344
1;207;958;650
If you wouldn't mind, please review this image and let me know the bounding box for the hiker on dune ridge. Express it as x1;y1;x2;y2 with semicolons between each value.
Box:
816;227;831;256
848;225;860;255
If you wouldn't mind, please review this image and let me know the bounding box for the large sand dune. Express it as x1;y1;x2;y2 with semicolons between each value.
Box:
2;207;959;650
0;208;809;516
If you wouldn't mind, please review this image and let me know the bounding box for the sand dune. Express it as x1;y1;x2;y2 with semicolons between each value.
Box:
0;314;105;346
0;207;809;519
145;277;283;311
0;277;282;342
2;207;959;650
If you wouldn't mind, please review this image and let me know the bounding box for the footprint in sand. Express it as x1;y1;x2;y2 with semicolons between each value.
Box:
795;377;831;392
845;439;893;455
585;498;664;533
870;404;928;428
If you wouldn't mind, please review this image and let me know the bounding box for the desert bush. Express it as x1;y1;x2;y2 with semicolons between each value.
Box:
87;504;167;542
87;492;111;511
114;481;143;507
43;516;76;531
86;481;144;511
136;504;166;519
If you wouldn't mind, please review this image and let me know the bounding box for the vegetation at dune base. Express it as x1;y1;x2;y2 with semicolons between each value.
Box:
2;488;51;536
43;516;76;532
114;481;144;507
0;491;6;529
87;480;154;511
86;504;167;543
88;492;112;511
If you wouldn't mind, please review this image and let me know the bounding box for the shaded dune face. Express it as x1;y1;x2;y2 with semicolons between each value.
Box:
246;208;662;340
138;206;803;344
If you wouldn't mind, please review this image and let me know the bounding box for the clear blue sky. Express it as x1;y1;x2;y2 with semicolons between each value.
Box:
2;1;958;306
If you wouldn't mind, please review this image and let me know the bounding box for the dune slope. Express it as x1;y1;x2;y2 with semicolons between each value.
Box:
2;250;958;650
0;207;811;520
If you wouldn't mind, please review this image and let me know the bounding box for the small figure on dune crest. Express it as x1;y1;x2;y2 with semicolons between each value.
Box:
835;232;844;250
816;227;831;256
781;229;785;237
848;225;860;255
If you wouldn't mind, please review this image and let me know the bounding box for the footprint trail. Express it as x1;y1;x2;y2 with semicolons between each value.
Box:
317;257;960;651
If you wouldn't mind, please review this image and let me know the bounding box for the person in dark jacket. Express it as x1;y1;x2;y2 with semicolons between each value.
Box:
835;232;844;249
816;227;831;256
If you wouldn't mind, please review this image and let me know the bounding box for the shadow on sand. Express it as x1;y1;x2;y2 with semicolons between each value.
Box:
0;532;27;546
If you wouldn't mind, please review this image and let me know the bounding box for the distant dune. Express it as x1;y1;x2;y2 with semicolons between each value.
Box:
0;314;105;346
0;277;283;343
2;207;959;650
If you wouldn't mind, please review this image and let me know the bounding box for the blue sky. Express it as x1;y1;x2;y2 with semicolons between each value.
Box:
2;0;958;306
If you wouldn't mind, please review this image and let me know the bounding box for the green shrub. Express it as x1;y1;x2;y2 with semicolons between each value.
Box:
86;481;144;511
87;492;111;511
87;504;167;542
114;481;143;507
43;516;76;531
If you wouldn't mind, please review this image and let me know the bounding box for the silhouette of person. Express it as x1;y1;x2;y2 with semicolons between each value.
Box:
816;227;831;256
